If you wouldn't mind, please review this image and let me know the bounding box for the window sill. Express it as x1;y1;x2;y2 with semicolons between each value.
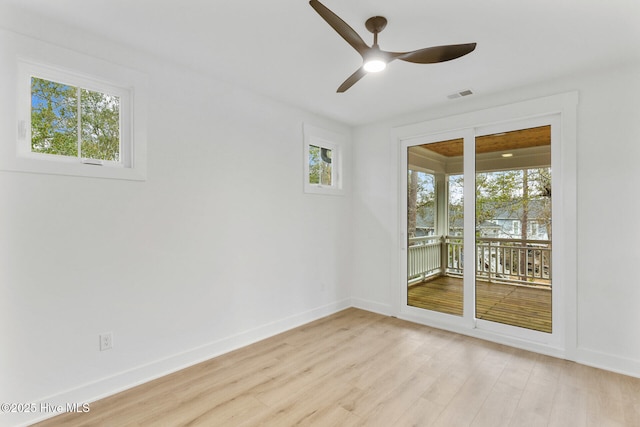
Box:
1;156;146;181
304;184;345;196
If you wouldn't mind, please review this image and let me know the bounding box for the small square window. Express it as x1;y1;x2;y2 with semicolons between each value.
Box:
303;124;345;195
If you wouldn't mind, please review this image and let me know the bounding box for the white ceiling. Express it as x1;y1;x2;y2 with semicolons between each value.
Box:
3;0;640;126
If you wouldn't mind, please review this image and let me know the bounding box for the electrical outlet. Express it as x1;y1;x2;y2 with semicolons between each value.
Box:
99;332;113;351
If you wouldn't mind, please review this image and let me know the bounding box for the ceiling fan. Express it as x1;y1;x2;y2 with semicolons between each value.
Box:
309;0;477;92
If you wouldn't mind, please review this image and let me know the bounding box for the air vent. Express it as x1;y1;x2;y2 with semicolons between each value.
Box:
447;89;474;100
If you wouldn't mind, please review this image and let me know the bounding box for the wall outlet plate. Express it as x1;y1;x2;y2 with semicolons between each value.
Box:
99;332;113;351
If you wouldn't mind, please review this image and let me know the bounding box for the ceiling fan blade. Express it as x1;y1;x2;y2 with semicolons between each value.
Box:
309;0;369;56
394;43;477;64
337;67;367;93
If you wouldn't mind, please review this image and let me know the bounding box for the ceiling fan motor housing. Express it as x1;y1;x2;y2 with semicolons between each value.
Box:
365;16;387;34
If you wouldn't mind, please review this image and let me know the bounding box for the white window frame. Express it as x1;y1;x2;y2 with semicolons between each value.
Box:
1;33;147;181
513;220;521;235
303;123;345;195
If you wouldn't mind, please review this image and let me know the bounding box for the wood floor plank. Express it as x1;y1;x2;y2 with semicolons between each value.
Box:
471;380;523;427
246;374;357;426
547;384;589;427
431;356;505;427
354;370;434;426
508;360;559;426
32;308;640;427
470;348;536;427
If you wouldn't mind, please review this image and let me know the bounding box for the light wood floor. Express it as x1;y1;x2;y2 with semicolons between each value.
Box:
35;308;639;426
408;276;552;333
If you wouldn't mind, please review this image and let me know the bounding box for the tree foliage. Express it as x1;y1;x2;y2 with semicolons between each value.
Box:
80;89;120;161
31;78;78;156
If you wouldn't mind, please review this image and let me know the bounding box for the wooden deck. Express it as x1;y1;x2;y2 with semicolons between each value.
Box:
408;275;552;333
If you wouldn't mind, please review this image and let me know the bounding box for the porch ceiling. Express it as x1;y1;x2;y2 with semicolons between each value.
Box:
420;125;551;157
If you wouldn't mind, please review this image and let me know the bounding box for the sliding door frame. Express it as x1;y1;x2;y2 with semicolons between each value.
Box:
400;128;476;331
393;92;578;359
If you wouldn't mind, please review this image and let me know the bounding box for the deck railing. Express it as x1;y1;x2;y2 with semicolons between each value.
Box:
407;236;442;284
476;237;551;286
408;235;551;287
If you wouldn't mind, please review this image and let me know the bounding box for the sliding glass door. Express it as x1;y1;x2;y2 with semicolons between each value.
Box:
403;116;560;343
474;126;552;333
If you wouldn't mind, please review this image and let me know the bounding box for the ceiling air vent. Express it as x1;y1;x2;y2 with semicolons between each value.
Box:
447;89;473;100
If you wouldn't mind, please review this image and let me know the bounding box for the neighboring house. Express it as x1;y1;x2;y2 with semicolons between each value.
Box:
414;211;435;237
479;200;550;240
477;220;502;237
413;199;550;240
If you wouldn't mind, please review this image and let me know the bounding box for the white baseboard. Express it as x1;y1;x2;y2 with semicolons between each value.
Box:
575;347;640;379
5;299;351;427
350;297;393;316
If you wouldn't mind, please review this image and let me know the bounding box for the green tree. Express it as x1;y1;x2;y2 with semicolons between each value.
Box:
31;77;78;156
407;170;435;238
80;89;120;161
476;170;520;227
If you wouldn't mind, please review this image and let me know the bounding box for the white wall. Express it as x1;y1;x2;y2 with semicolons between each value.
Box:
351;61;640;377
0;11;352;426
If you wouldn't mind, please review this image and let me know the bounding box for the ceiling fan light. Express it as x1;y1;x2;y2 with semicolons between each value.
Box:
363;58;386;73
